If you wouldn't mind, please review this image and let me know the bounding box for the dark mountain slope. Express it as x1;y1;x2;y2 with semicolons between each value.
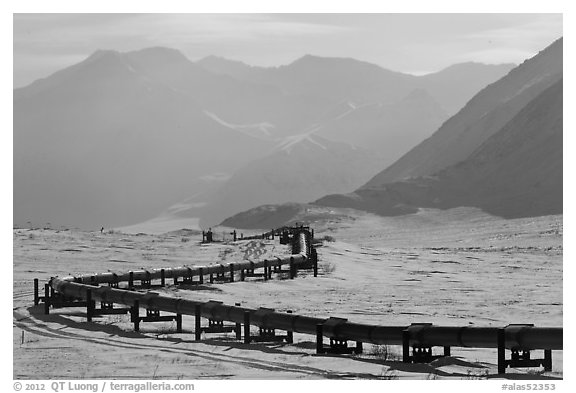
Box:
363;38;562;188
317;78;562;219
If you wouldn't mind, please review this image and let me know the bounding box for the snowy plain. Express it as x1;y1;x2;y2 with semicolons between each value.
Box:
12;207;563;380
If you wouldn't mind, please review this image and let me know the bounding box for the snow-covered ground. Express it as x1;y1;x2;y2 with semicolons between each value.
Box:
13;208;563;380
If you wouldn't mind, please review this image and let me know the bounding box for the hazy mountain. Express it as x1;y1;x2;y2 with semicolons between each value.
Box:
311;89;448;165
14;47;518;231
196;55;264;80
168;134;388;227
197;54;515;115
418;62;516;114
363;38;562;188
13;49;275;230
221;38;562;228
317;78;562;219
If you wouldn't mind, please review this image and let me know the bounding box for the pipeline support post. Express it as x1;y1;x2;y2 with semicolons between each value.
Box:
498;324;553;374
195;305;202;341
402;329;411;363
131;300;140;332
34;278;39;305
289;257;295;279
110;274;119;288
543;350;552;372
317;317;360;354
312;249;318;277
286;310;294;344
316;324;325;354
86;289;94;322
44;283;50;315
250;308;292;343
160;269;165;287
235;303;242;340
229;263;235;283
263;260;268;281
244;311;251;344
142;271;151;288
403;323;444;364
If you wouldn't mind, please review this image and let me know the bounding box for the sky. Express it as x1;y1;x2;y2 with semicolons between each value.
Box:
13;13;563;88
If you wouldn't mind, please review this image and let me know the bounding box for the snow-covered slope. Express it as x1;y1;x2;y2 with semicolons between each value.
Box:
13;208;562;379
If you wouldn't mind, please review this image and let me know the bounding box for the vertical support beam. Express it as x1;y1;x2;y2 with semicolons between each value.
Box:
289;257;295;279
128;271;134;289
86;289;94;322
444;346;451;357
199;268;204;284
195;305;202;341
497;328;506;374
209;273;214;284
543;350;552;372
316;324;324;354
402;329;411;363
312;249;318;277
244;311;251;344
263;260;268;281
160;269;165;287
111;274;119;288
235;303;242;340
176;314;183;333
240;270;245;281
132;300;140;332
229;263;235;283
355;341;363;354
286;310;293;344
34;278;39;305
174;275;178;285
44;283;50;315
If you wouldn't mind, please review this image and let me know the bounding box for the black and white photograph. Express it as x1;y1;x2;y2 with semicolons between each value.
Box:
10;4;567;388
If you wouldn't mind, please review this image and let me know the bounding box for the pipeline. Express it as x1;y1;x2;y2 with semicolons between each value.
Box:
48;277;562;351
68;226;315;286
67;253;309;286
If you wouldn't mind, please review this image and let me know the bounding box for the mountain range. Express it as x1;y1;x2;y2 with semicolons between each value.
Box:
14;47;515;230
223;38;563;229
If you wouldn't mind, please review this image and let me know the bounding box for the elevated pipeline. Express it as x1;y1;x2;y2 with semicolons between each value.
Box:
48;278;562;351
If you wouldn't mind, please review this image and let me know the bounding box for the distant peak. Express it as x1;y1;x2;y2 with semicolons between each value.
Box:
86;49;121;61
125;47;189;62
290;54;341;65
199;54;229;62
197;55;250;67
440;62;517;72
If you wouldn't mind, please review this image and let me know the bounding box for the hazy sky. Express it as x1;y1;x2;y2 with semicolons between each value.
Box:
13;13;562;87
